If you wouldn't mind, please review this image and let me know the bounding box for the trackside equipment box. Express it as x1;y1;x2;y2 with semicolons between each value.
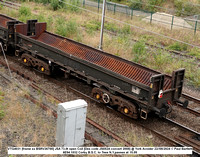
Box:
56;99;87;147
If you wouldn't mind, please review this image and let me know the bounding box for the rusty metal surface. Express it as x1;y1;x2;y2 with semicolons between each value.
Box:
15;23;28;35
0;15;11;28
37;32;171;89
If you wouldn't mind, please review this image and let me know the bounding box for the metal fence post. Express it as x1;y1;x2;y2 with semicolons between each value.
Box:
150;12;153;24
98;0;100;12
131;8;133;19
194;20;198;34
114;4;116;14
171;15;174;30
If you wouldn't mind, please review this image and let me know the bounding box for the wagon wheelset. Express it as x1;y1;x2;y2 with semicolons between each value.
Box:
117;101;138;119
22;57;31;67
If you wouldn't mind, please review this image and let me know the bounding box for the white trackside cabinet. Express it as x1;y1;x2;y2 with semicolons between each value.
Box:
56;99;87;147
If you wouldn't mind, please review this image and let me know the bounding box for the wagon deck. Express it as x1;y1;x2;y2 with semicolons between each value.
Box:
0;15;14;28
36;32;172;90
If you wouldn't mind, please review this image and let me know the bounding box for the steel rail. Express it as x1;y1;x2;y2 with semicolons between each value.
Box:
164;118;200;137
182;93;200;104
0;0;20;10
30;82;135;147
177;103;200;117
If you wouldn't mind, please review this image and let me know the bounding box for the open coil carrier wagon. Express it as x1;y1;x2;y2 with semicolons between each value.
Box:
0;14;188;119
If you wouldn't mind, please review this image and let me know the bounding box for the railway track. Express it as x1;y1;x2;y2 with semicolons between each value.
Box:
0;55;199;156
1;0;200;67
0;60;136;149
0;0;20;10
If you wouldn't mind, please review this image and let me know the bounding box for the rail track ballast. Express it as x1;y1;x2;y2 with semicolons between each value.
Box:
0;14;188;119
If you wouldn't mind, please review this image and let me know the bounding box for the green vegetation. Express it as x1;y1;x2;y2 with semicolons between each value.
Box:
19;5;31;16
132;40;147;63
56;17;79;38
0;91;5;120
67;0;81;12
0;3;2;10
152;49;170;68
174;0;200;16
18;6;32;22
187;48;200;59
50;0;64;11
167;42;188;51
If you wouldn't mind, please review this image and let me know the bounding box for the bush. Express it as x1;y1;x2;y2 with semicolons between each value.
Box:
174;0;200;16
67;0;80;12
85;20;101;34
105;22;119;33
153;49;170;68
120;25;131;34
56;18;78;38
168;42;187;51
188;48;200;59
129;0;143;10
132;40;147;63
0;110;5;120
50;0;65;11
144;0;164;12
19;6;31;16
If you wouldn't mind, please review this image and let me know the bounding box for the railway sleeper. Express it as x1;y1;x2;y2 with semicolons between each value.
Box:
91;87;138;119
21;53;50;75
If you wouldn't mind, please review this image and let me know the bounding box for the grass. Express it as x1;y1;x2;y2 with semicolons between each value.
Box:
167;42;188;51
0;90;5;120
132;40;147;63
55;17;79;38
187;47;200;59
0;81;56;155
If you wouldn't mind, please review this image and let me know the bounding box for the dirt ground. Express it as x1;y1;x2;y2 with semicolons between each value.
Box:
0;74;57;156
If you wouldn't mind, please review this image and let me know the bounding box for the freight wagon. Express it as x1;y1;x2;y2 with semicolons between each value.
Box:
0;14;188;119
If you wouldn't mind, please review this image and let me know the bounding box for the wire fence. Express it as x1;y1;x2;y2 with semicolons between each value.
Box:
71;0;200;34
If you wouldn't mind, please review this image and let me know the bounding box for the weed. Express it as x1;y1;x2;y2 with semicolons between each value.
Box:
50;0;64;11
85;20;101;34
0;91;5;120
152;49;170;69
168;42;187;51
187;47;200;59
41;0;50;5
105;22;119;33
46;16;53;31
56;18;78;38
0;110;4;120
120;25;131;35
140;34;155;42
132;40;147;63
67;0;81;13
74;32;83;42
19;6;31;16
129;0;143;10
18;6;32;22
37;14;46;22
